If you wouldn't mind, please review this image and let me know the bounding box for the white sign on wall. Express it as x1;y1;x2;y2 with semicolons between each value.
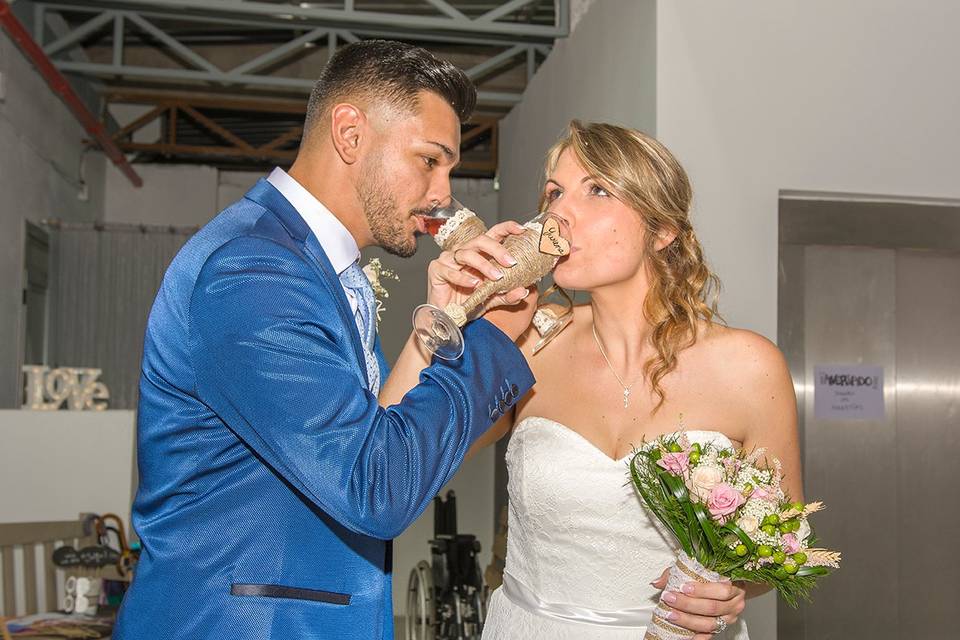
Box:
814;365;884;420
22;366;110;411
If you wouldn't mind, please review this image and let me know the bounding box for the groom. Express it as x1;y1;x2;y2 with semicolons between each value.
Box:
114;40;535;639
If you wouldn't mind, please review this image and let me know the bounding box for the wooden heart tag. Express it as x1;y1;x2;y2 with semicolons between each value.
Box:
538;217;570;256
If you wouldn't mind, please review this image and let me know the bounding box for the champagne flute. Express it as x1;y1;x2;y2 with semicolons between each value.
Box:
413;211;572;360
531;284;574;355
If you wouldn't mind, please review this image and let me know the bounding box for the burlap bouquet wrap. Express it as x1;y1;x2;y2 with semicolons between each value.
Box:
646;552;725;640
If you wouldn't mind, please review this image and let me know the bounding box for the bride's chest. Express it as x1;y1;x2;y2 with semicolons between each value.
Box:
505;421;643;515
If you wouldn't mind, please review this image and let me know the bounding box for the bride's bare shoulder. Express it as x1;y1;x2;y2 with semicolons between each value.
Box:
698;323;792;393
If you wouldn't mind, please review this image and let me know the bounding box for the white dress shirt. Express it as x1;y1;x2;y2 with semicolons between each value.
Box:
266;167;363;320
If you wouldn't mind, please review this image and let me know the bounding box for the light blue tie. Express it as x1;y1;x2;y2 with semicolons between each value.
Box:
339;262;381;396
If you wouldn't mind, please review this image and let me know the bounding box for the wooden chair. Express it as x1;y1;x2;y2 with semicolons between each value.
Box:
0;516;96;618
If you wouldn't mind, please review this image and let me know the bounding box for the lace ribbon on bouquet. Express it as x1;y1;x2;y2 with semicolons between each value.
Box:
646;552;725;640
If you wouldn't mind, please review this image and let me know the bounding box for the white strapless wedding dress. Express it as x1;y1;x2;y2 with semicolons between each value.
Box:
482;417;749;639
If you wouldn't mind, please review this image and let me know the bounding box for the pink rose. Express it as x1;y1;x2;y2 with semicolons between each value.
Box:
657;451;690;476
707;483;746;524
782;533;800;555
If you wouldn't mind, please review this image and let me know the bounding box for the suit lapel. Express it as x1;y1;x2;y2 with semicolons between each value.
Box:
244;179;371;389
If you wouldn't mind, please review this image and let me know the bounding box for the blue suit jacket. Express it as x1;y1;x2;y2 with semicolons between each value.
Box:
113;179;534;639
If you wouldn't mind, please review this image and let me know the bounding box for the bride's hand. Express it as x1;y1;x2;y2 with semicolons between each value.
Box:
651;568;746;639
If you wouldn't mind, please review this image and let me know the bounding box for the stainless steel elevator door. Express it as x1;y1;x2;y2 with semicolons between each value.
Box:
784;245;960;640
894;250;960;637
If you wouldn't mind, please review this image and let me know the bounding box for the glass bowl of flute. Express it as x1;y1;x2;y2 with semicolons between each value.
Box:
412;196;572;361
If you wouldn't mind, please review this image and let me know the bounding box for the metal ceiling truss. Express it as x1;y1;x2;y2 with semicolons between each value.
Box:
105;91;500;176
29;1;567;108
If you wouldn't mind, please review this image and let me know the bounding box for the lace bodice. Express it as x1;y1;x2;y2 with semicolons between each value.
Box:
481;417;749;639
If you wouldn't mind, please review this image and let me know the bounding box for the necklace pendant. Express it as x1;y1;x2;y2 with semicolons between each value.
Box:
623;388;631;409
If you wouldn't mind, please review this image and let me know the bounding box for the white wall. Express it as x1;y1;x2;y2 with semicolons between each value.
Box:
657;0;960;339
0;410;136;524
0;30;106;408
104;163;219;227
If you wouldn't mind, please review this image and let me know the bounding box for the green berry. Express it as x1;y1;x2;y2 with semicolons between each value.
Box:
691;443;702;454
792;552;808;565
774;568;788;580
768;514;780;525
784;562;798;575
772;551;787;564
735;544;748;557
757;545;772;558
689;452;701;465
743;483;754;494
790;501;805;512
669;442;683;453
761;524;777;536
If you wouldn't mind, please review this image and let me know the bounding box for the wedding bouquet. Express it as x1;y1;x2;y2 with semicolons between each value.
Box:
629;433;839;639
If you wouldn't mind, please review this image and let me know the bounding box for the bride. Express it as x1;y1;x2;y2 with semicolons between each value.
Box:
385;121;802;639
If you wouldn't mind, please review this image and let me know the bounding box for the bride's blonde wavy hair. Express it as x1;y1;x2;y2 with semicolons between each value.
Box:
541;120;722;410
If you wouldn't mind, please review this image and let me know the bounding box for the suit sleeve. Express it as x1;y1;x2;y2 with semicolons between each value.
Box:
189;236;534;540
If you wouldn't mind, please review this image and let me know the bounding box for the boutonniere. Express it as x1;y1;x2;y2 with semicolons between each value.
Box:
362;258;399;325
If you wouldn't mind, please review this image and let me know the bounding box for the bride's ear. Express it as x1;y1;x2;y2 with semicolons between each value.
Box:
653;226;678;252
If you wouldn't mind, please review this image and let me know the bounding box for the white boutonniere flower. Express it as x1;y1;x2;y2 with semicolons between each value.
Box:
362;258;399;325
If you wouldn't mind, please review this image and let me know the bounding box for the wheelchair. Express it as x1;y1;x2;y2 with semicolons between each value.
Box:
405;491;486;640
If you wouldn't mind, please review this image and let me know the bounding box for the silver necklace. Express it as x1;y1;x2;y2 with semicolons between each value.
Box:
591;324;639;409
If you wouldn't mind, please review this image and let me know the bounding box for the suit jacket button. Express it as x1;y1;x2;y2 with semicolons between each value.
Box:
497;399;507;414
511;384;520;396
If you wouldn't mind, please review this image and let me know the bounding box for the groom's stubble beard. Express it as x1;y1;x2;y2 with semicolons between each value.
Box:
357;152;420;258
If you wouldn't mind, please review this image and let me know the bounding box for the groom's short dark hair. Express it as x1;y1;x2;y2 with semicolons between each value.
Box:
304;39;476;135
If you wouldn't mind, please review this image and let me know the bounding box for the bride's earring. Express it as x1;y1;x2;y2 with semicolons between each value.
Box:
531;285;574;355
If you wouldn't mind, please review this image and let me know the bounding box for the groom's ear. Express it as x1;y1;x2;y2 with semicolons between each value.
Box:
329;102;365;165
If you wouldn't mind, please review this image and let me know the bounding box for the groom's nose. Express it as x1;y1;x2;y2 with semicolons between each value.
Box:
426;177;452;209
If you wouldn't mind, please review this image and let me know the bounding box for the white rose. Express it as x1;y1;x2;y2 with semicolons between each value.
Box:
736;515;759;536
686;464;724;502
796;518;811;544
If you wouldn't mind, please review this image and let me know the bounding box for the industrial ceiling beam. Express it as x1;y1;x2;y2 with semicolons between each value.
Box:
34;0;568;40
30;2;561;108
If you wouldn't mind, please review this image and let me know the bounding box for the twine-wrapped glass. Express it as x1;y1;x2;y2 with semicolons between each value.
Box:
413;212;571;360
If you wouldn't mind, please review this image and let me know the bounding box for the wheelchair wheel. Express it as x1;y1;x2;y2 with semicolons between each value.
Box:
406;560;436;640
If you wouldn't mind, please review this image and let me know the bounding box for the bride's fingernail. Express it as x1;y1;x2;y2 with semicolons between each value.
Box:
681;583;696;595
491;268;504;280
505;254;518;266
662;592;677;604
666;611;679;622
